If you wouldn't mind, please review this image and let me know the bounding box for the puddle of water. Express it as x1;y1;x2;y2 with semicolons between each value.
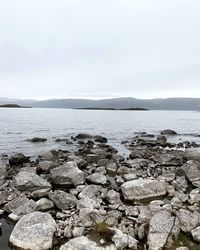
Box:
0;218;14;250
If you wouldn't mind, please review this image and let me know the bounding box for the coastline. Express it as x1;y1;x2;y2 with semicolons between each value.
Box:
0;131;200;249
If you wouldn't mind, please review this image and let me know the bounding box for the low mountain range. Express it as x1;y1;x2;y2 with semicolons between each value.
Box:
0;97;200;111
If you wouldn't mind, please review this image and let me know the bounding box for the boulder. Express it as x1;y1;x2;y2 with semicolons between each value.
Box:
181;160;200;182
184;148;200;162
75;133;93;140
14;172;51;191
160;129;177;135
147;210;175;250
9;212;56;250
6;198;37;218
111;228;138;249
36;198;54;211
121;179;166;201
50;161;85;187
27;137;47;143
94;135;108;143
38;161;54;172
87;173;107;185
49;190;77;210
9;153;29;166
59;236;117;250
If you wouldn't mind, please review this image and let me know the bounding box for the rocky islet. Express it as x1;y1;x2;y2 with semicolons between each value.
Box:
0;131;200;249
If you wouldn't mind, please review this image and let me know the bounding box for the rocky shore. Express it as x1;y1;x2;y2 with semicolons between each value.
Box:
1;130;200;249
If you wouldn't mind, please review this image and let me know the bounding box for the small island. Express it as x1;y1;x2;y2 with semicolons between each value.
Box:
0;104;31;108
74;107;149;111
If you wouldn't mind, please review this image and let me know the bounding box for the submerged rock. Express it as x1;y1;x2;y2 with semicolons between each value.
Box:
121;179;166;201
160;129;177;135
9;212;57;250
27;137;47;143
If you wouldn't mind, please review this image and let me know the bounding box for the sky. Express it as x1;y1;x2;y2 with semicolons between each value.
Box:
0;0;200;100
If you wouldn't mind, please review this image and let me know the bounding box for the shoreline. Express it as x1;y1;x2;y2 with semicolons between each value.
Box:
0;131;200;249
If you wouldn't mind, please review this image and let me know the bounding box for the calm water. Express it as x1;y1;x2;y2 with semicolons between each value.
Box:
0;108;200;157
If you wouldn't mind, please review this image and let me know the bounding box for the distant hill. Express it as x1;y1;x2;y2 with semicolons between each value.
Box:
0;97;200;110
0;104;31;108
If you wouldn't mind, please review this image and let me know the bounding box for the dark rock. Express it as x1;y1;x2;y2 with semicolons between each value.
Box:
75;133;93;140
94;135;108;144
27;137;47;142
9;153;30;166
160;129;177;135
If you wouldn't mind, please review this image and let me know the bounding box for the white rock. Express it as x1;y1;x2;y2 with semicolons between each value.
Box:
10;212;57;250
121;179;166;201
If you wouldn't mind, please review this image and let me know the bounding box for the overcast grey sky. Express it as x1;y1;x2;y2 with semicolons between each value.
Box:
0;0;200;99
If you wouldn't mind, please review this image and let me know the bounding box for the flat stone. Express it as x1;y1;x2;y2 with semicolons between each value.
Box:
10;212;56;250
121;179;167;201
87;173;107;185
36;198;54;211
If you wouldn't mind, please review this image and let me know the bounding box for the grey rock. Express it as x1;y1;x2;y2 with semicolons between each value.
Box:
87;173;107;185
105;190;121;205
0;165;7;186
10;212;56;250
121;179;166;201
38;161;54;172
9;153;29;166
176;209;200;233
14;172;51;191
111;228;138;249
5;196;37;217
59;236;117;250
185;148;200;162
50;161;85;187
36;198;54;211
191;226;200;242
148;210;175;250
181;160;200;182
160;129;177;135
49;190;77;210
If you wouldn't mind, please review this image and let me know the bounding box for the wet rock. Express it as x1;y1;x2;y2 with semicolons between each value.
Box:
160;129;177;135
14;172;51;191
191;226;200;243
50;161;85;187
27;137;47;143
10;211;56;250
9;153;30;166
59;236;117;250
75;133;93;140
176;209;200;233
49;190;77;210
181;160;200;182
94;135;108;144
147;210;175;250
121;179;166;201
87;173;107;185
